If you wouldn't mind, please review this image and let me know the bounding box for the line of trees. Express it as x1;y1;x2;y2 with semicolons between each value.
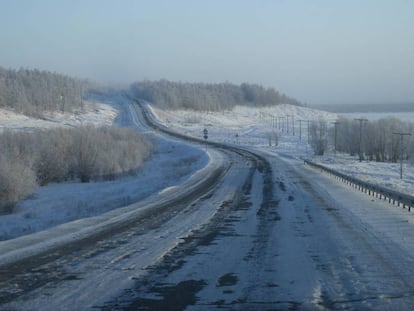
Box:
0;126;152;211
130;80;301;111
309;116;414;161
0;66;88;117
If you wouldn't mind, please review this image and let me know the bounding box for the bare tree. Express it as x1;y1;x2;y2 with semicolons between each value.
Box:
310;119;328;155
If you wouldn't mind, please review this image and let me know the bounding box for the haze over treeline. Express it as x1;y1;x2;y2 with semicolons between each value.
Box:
131;80;301;111
313;103;414;113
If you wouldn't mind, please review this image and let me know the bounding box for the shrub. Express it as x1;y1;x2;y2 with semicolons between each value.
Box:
0;155;37;211
0;126;152;208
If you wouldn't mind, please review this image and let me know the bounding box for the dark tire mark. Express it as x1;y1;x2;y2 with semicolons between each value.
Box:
123;280;206;311
217;273;238;287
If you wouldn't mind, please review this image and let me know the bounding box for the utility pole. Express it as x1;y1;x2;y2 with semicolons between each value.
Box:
286;115;291;134
331;121;341;156
298;120;311;144
291;115;295;136
304;120;311;157
305;120;311;144
271;115;276;129
298;120;307;141
279;117;284;132
60;94;65;113
80;83;84;111
354;118;368;162
298;120;303;140
393;132;411;179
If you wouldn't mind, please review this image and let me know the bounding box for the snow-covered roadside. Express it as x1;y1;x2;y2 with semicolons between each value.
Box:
3;97;412;241
0;147;222;267
0;101;117;131
150;103;414;197
308;154;414;196
0;94;209;241
0;139;208;240
150;104;337;142
259;134;414;197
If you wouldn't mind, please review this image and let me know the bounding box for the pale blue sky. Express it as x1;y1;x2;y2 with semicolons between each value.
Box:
1;0;413;104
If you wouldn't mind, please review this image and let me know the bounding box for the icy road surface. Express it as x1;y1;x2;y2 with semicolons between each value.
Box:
2;96;414;310
100;150;414;310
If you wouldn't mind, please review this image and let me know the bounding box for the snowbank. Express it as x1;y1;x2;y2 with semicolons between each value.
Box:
0;101;117;132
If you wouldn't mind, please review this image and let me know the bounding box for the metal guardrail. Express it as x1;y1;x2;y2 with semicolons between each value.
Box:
133;94;414;212
304;159;414;212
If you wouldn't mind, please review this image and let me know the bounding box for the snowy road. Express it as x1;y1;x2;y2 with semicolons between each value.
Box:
97;149;414;310
0;95;269;310
2;96;414;310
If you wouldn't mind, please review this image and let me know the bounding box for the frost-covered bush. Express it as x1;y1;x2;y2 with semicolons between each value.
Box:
0;155;37;211
77;126;152;181
0;126;152;208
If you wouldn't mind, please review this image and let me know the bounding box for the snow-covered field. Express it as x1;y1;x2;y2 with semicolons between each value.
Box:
3;98;414;310
0;139;208;240
0;97;208;241
2;98;413;241
150;104;337;142
0;101;117;131
150;104;414;197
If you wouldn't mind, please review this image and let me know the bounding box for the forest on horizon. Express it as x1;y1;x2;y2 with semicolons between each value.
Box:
130;80;301;111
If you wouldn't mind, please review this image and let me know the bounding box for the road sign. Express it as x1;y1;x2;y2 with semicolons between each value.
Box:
203;128;208;140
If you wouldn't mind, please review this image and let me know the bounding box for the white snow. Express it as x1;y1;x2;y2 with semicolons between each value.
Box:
308;153;414;196
0;147;221;267
151;105;414;197
0;101;117;131
3;97;414;310
0;96;208;241
150;104;337;143
2;99;413;243
0;138;208;240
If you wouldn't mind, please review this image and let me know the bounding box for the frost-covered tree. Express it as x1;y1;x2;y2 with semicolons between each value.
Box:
310;119;328;156
130;80;301;111
0;66;89;117
331;116;413;163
